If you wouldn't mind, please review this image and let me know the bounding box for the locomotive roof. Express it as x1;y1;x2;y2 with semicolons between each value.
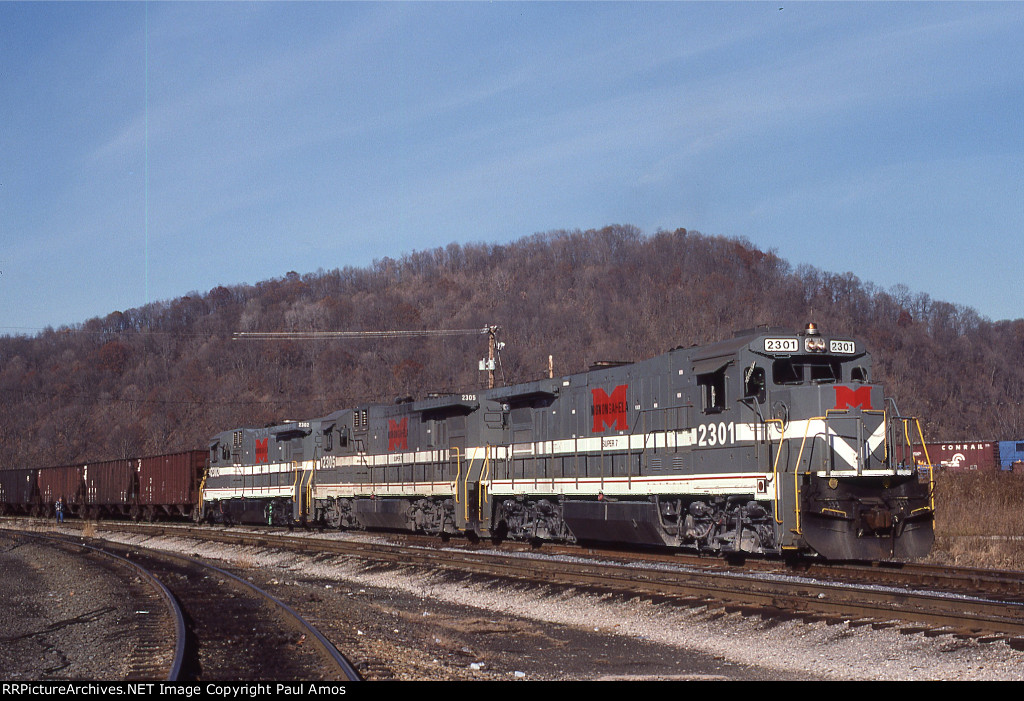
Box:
690;325;862;357
688;331;769;363
215;325;866;438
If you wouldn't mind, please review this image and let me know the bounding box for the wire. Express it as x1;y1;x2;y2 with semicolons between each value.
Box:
232;327;494;341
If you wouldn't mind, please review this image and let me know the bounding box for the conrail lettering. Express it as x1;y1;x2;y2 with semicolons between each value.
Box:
834;385;873;410
591;385;629;432
254;438;269;464
388;417;409;451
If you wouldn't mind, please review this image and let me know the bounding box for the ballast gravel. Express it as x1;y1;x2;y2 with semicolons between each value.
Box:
0;531;137;680
92;529;1024;682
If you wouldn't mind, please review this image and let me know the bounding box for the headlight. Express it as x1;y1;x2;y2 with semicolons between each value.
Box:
804;336;826;352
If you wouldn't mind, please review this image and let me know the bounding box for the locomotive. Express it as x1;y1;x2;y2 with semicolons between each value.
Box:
203;324;935;561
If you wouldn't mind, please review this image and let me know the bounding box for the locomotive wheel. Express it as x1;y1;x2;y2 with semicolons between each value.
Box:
490;520;508;545
323;500;343;529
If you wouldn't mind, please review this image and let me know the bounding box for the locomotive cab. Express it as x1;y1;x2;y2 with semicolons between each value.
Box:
202;422;312;526
753;324;934;560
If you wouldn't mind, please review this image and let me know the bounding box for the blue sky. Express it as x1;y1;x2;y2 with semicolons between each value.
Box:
2;1;1023;334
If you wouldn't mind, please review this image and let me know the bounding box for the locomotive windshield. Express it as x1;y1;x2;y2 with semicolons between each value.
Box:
772;356;843;385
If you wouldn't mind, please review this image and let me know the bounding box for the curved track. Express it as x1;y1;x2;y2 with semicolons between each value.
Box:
8;518;1024;660
0;530;184;680
2;527;360;681
73;536;361;681
72;538;187;680
93;522;1024;642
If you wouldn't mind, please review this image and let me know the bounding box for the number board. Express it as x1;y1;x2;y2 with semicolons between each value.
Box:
764;338;798;353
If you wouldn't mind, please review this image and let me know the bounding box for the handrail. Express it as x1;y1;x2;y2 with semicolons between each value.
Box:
462;448;485;523
782;414;852;536
305;466;313;520
287;461;310;520
764;418;786;525
196;467;210;520
451;446;463;505
789;416;829;536
824;407;887;473
886;412;935;511
479;445;491;524
911;418;935;511
462;448;478;523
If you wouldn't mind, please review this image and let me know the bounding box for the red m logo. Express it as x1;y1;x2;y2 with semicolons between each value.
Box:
388;418;409;451
834;386;874;410
591;385;629;433
254;438;269;464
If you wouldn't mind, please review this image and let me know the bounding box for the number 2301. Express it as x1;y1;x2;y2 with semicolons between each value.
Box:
697;422;735;447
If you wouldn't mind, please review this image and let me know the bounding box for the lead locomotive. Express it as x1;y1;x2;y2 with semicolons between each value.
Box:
203;324;934;561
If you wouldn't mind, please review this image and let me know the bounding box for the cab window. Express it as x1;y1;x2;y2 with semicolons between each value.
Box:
743;366;766;403
698;370;726;414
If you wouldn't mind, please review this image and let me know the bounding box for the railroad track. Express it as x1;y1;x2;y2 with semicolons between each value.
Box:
3;527;361;681
82;538;361;681
70;538;186;680
37;520;1024;645
0;530;183;680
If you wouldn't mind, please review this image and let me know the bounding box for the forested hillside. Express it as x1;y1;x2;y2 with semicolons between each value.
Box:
2;225;1022;468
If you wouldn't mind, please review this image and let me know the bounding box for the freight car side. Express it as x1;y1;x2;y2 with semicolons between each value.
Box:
999;441;1024;470
1;450;208;522
903;441;999;471
136;450;206;520
83;458;135;518
37;465;85;517
0;468;39;515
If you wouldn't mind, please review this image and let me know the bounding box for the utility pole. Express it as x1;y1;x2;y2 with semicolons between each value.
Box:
477;325;502;389
487;326;497;389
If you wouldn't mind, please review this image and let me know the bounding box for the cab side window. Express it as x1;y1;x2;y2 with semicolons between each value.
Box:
698;370;726;414
743;366;766;403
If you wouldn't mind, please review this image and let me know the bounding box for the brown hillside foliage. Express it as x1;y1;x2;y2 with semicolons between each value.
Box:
929;470;1024;569
1;225;1022;468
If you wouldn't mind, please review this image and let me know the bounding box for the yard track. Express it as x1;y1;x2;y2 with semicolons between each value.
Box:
35;520;1024;645
3;526;360;681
